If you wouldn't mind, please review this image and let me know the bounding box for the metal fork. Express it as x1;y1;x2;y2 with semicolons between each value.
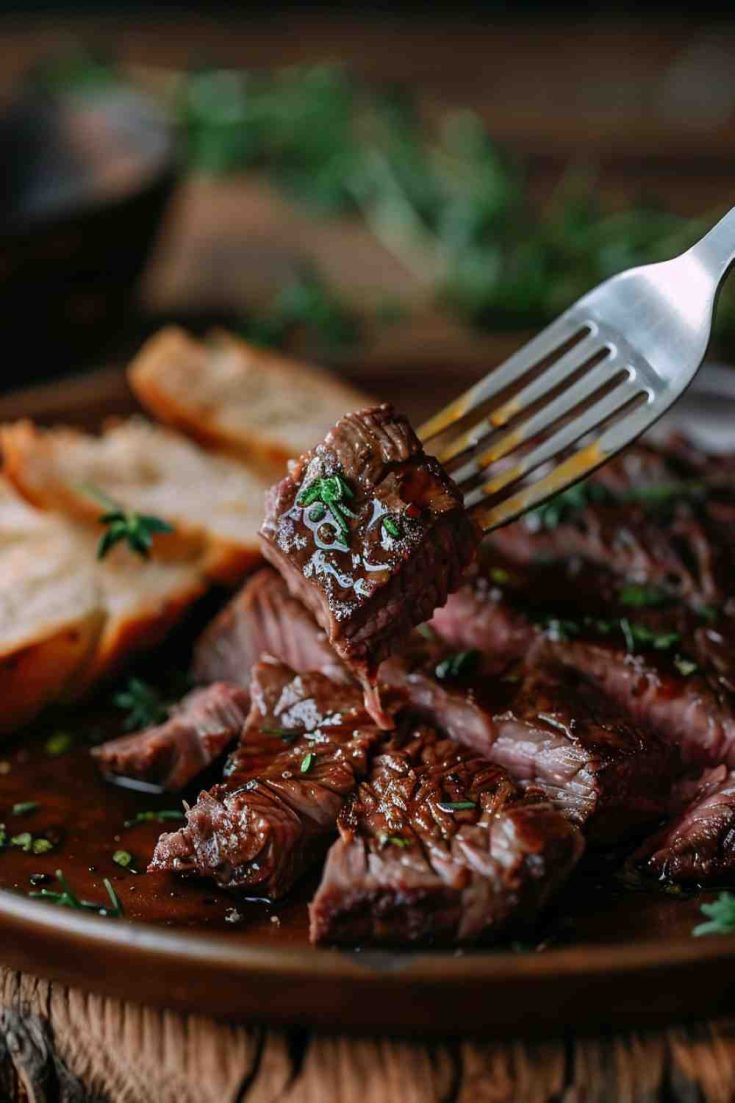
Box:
419;207;735;531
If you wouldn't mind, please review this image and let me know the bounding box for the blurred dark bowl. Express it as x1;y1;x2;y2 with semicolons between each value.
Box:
0;77;177;387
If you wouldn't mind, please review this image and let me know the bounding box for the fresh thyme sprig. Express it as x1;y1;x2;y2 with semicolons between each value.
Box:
298;473;358;541
694;892;735;936
30;869;123;918
113;678;168;731
81;484;174;561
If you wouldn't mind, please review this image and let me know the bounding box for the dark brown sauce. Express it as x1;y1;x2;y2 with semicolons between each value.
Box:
0;713;311;945
0;705;712;953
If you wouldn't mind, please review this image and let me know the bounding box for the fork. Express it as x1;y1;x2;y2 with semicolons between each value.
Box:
419;207;735;531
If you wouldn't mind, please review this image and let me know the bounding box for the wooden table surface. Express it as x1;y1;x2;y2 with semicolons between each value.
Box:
4;10;735;1101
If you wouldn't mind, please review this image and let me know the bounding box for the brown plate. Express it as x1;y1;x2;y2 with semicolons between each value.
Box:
0;360;733;1038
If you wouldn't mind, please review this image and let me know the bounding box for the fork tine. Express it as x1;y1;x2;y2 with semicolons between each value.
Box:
469;393;656;532
418;314;590;444
463;376;648;508
434;329;605;467
469;444;612;531
449;350;624;486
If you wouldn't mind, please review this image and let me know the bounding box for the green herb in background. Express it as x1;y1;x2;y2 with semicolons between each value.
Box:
242;268;360;355
694;892;735;936
177;61;735;343
113;678;169;731
41;48;735;350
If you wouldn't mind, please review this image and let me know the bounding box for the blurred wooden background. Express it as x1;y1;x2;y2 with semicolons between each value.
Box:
3;9;735;393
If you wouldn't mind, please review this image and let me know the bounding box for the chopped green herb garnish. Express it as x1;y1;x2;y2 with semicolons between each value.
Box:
622;481;708;507
540;614;680;654
123;810;185;828
694;892;735;936
379;834;412;848
382;515;402;539
489;566;511;585
81;484;174;561
262;726;302;742
113;678;168;731
435;649;480;680
300;752;315;774
0;825;6;847
526;481;612;530
12;802;38;816
618;619;680;653
45;732;72;756
30;869;123;918
673;655;699;677
619;584;669;608
112;850;135;870
437;800;477;813
417;624;436;641
7;830;55;855
298;473;357;542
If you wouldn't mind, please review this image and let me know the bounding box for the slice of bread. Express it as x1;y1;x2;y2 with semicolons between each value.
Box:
128;327;370;471
1;416;270;585
0;483;104;731
0;478;208;731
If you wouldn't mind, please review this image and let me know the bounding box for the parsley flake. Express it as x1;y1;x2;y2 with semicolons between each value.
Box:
435;650;480;681
45;732;73;757
300;752;315;774
12;802;38;816
123;810;185;828
382;515;402;539
694;892;735;936
437;800;477;813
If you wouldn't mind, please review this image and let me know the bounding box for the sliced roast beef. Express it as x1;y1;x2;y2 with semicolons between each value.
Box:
149;661;388;898
429;574;537;671
630;766;735;886
488;501;722;607
381;636;675;844
309;722;583;945
192;567;346;687
92;683;250;792
487;660;678;844
553;641;735;770
259;404;479;716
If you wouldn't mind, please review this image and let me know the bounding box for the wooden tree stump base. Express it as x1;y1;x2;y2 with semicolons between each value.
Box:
1;968;735;1102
